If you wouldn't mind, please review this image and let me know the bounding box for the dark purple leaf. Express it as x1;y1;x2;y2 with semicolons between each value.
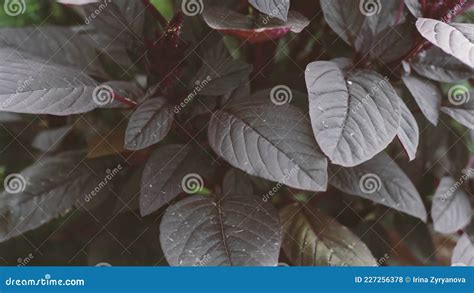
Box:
410;47;474;82
329;152;427;221
0;26;106;78
124;97;174;150
248;0;290;21
203;6;309;43
193;42;252;96
160;194;281;266
452;234;474;266
321;0;403;52
208;101;328;192
397;97;419;161
0;48;99;115
402;73;441;126
82;0;148;66
416;18;474;67
441;91;474;129
0;152;123;242
140;144;213;216
432;177;472;234
281;203;377;266
370;22;416;63
305;61;400;167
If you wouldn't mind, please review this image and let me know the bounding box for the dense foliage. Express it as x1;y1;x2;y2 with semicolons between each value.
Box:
0;0;473;267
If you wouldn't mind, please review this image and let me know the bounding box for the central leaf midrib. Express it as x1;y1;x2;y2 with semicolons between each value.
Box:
222;109;320;186
214;200;233;266
128;102;169;143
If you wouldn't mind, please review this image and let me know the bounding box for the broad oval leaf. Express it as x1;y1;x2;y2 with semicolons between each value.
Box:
320;0;364;47
281;203;377;266
397;97;419;161
441;96;474;130
305;61;400;167
208;101;328;192
431;177;472;234
248;0;290;21
452;234;474;266
416;18;474;68
0;48;99;115
0;26;106;78
160;194;281;266
82;0;148;67
354;0;407;53
203;7;309;43
402;73;441;126
442;107;474;129
124;97;174;151
140;144;213;216
321;0;402;52
193;42;252;96
410;47;474;82
330;152;427;221
369;22;415;63
451;23;474;42
0;152;123;242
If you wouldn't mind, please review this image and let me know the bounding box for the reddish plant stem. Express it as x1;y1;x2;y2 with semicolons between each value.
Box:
421;0;427;13
113;94;138;108
395;0;405;25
